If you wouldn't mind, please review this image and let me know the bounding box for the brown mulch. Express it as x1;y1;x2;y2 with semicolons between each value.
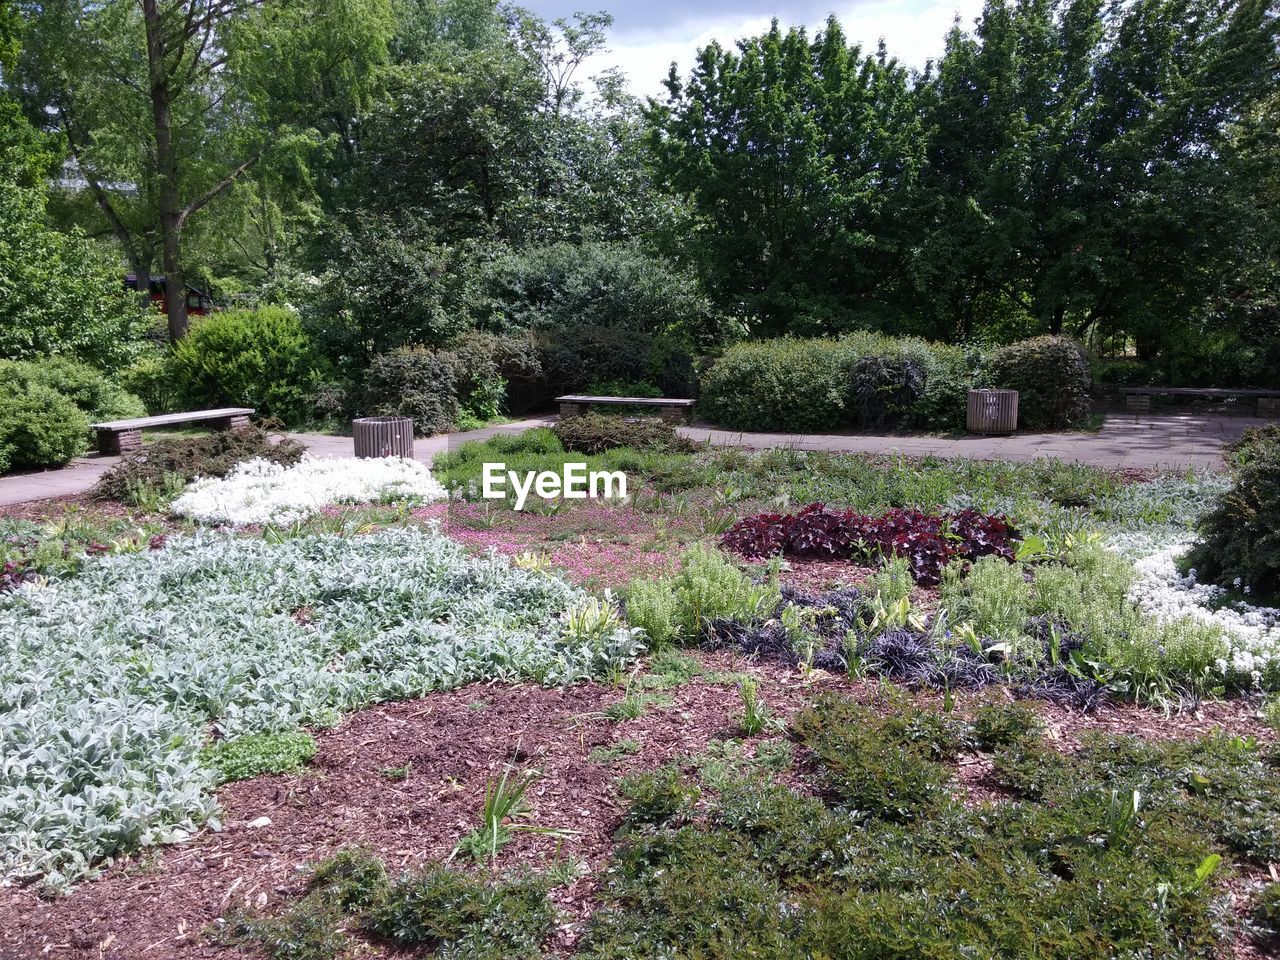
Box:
0;653;1275;960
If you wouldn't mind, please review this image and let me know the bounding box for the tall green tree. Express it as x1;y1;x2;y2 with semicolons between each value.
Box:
647;18;924;336
10;0;392;340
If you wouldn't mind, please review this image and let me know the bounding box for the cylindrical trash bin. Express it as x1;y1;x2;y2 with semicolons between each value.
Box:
967;389;1018;435
353;416;415;458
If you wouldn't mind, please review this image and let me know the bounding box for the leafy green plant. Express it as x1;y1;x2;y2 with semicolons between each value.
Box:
201;731;317;784
381;763;412;781
1186;428;1280;604
453;762;569;862
970;701;1044;750
737;677;774;735
1254;882;1280;937
0;382;89;469
171;306;327;425
617;764;699;830
589;739;642;764
553;411;696;455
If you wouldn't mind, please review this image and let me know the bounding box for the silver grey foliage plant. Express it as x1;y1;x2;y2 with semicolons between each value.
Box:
0;526;642;890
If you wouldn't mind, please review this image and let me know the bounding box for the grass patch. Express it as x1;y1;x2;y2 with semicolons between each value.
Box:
201;731;317;784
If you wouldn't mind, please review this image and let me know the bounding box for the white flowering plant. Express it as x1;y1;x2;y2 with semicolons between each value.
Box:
0;527;642;889
169;455;447;526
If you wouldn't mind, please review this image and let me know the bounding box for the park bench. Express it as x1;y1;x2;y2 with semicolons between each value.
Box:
1121;387;1280;416
556;394;696;424
89;407;254;455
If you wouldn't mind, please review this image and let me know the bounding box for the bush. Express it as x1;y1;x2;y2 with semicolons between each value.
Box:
0;183;149;373
363;347;461;436
538;323;698;399
91;426;305;503
628;546;780;646
170;307;326;424
553;413;696;455
984;335;1092;429
0;383;89;469
699;333;978;433
1255;882;1280;936
1186;429;1280;604
0;357;146;422
119;353;181;414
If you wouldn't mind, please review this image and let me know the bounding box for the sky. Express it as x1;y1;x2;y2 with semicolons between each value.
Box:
523;0;987;99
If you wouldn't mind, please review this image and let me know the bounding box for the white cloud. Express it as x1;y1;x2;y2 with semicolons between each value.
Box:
586;0;986;99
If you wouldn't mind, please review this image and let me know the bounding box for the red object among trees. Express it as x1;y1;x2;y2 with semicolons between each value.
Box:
124;275;213;317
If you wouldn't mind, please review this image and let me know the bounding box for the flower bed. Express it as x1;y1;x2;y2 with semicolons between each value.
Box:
0;527;640;888
170;455;447;526
1131;544;1280;686
721;503;1018;585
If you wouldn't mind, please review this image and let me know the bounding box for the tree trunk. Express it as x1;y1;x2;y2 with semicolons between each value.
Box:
133;261;153;313
142;0;189;342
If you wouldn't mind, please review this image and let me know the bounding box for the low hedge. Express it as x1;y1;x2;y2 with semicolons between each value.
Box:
699;333;975;433
700;333;1090;433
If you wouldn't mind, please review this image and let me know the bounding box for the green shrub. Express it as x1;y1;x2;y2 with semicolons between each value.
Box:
618;765;699;830
119;353;181;414
1187;429;1280;604
363;346;460;436
91;426;306;503
0;383;89;469
984;335;1092;429
201;731;317;784
700;333;977;433
364;866;556;952
554;412;696;455
1255;882;1280;936
0;357;146;422
170;306;326;424
631;546;780;645
970;702;1044;750
791;695;959;822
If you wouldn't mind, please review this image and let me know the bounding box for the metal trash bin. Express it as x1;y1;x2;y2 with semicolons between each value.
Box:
352;416;415;458
967;389;1018;435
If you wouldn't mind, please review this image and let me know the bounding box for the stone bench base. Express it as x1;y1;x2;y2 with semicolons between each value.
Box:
95;413;253;456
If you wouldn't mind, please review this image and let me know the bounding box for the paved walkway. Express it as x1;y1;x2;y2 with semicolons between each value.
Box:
0;413;1260;508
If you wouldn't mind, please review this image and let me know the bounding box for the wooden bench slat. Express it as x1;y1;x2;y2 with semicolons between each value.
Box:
554;395;695;406
90;408;255;431
1120;387;1280;398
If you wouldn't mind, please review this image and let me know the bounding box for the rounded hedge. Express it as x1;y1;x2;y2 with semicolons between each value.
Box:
170;307;326;424
0;357;146;422
0;384;90;470
1186;427;1280;604
984;336;1092;429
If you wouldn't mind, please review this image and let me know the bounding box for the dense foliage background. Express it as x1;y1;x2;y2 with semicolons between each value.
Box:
0;0;1277;435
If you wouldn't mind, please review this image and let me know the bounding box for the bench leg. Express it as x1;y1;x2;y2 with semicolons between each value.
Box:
210;415;252;431
660;406;691;424
559;402;586;419
98;429;142;456
1125;395;1150;414
1258;397;1280;418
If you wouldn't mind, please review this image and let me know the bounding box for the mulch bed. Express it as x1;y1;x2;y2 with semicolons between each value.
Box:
1;651;1274;960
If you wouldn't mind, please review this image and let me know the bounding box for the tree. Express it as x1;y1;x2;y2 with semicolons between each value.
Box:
646;19;923;336
10;0;392;340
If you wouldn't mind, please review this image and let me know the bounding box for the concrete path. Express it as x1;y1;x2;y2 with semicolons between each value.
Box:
0;413;1259;508
685;412;1264;472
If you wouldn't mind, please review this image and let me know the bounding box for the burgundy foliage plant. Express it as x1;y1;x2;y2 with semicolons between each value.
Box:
721;503;1018;585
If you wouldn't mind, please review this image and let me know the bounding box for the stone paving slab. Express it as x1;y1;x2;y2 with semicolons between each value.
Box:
0;413;1259;508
